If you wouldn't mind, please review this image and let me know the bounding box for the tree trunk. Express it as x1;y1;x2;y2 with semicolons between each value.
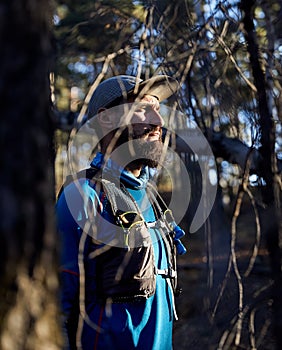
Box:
240;1;282;348
0;1;61;349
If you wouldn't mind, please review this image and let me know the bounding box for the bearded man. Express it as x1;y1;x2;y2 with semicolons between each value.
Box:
56;75;186;350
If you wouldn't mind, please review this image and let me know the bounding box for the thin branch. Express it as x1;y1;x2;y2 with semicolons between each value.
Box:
207;23;257;93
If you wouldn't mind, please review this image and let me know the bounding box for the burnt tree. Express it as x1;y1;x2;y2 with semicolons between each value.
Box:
0;1;61;349
240;0;282;348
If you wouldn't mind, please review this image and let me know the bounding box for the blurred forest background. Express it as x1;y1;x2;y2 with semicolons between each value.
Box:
0;0;282;349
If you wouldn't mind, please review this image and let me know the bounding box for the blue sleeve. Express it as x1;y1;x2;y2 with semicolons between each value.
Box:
56;185;82;349
56;180;100;314
56;188;81;314
56;179;103;348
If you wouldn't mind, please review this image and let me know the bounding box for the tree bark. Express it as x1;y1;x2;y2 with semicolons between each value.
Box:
0;1;61;349
240;1;282;348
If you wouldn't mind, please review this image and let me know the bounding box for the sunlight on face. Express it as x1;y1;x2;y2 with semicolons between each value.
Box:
125;95;164;142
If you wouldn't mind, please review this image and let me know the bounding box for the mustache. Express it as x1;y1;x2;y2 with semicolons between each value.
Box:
112;125;163;147
134;125;162;138
142;126;154;135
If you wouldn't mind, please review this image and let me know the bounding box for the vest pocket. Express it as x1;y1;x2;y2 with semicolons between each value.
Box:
95;243;156;302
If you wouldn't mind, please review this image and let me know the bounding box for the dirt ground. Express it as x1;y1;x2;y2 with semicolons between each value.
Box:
172;208;277;350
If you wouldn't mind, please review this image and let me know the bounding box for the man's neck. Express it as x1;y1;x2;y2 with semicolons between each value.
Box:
125;165;142;177
101;149;143;178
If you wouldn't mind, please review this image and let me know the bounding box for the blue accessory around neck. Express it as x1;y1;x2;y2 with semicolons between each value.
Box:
90;152;149;189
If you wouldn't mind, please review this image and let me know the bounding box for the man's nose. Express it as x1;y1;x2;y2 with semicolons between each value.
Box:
147;108;164;127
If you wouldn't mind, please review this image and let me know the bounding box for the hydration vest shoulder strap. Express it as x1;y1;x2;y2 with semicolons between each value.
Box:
57;167;100;199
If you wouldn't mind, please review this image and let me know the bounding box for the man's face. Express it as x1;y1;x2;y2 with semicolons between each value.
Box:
126;95;163;141
116;95;165;169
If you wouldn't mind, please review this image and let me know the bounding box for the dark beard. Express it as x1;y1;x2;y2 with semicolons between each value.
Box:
113;127;164;169
127;139;163;169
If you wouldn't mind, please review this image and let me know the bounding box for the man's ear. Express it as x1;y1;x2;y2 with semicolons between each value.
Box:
96;108;113;129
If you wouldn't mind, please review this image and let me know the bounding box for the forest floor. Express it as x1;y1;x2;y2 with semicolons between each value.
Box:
172;204;277;350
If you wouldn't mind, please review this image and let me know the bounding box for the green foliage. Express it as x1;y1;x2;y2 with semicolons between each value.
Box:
52;0;281;162
53;0;149;110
